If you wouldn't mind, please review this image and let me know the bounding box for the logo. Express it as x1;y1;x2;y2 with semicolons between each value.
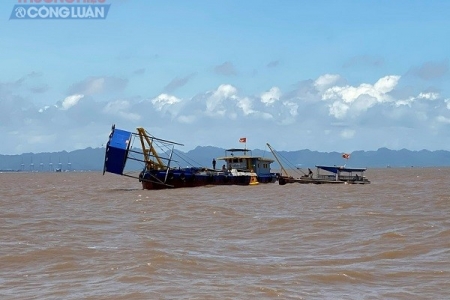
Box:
10;1;111;20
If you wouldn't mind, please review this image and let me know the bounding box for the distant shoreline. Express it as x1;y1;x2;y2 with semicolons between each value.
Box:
2;147;450;171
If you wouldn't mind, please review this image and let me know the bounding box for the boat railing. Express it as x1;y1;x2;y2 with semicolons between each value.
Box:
317;174;335;180
338;174;364;181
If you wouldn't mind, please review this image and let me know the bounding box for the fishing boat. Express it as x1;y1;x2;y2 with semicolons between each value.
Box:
103;125;276;190
266;143;370;185
297;165;370;184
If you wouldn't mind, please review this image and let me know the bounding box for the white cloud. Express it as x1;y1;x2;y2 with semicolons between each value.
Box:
436;115;450;124
205;84;237;116
3;71;450;155
86;78;105;94
261;87;281;106
102;100;141;121
151;93;181;111
278;101;299;125
284;101;299;117
103;99;127;112
38;105;57;113
373;75;399;94
395;92;441;107
418;92;439;100
395;97;414;107
445;99;450;110
60;94;84;110
236;97;255;115
322;75;400;118
329;101;350;119
323;75;399;103
314;74;341;91
213;84;237;100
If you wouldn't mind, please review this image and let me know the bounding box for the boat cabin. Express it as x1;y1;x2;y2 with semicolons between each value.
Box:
216;148;274;178
315;165;370;184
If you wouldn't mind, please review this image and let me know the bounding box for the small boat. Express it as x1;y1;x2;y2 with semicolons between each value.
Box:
103;125;276;190
298;165;370;184
266;143;370;185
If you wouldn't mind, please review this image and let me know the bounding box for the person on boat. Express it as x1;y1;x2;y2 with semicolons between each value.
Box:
308;168;313;178
212;158;216;170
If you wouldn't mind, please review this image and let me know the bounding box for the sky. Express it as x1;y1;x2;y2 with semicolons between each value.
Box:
1;0;450;155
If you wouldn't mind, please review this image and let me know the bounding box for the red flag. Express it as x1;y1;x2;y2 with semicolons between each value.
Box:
342;153;350;159
239;137;246;143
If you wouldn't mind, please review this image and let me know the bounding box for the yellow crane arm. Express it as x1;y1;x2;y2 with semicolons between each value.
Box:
137;127;166;169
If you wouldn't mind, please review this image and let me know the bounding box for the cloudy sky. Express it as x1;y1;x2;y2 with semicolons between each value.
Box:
1;0;450;155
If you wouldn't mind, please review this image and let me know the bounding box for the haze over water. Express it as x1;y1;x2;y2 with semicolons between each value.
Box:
1;168;449;299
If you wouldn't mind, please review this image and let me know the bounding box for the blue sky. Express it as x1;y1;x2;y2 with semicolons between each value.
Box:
1;0;450;155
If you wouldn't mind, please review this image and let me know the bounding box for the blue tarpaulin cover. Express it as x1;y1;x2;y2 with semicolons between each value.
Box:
104;128;132;175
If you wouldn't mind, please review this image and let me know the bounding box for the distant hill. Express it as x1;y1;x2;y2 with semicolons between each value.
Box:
0;147;107;172
1;146;449;172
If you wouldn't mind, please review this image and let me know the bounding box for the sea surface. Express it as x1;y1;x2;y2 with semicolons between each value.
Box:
1;168;449;300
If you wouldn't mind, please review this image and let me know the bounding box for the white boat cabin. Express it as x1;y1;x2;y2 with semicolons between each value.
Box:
216;148;274;177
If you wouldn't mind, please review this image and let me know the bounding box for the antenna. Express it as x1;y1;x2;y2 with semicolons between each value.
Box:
67;156;72;171
57;156;62;172
49;156;53;172
30;155;34;172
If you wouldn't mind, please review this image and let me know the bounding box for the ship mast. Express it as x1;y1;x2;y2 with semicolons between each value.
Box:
266;143;289;177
